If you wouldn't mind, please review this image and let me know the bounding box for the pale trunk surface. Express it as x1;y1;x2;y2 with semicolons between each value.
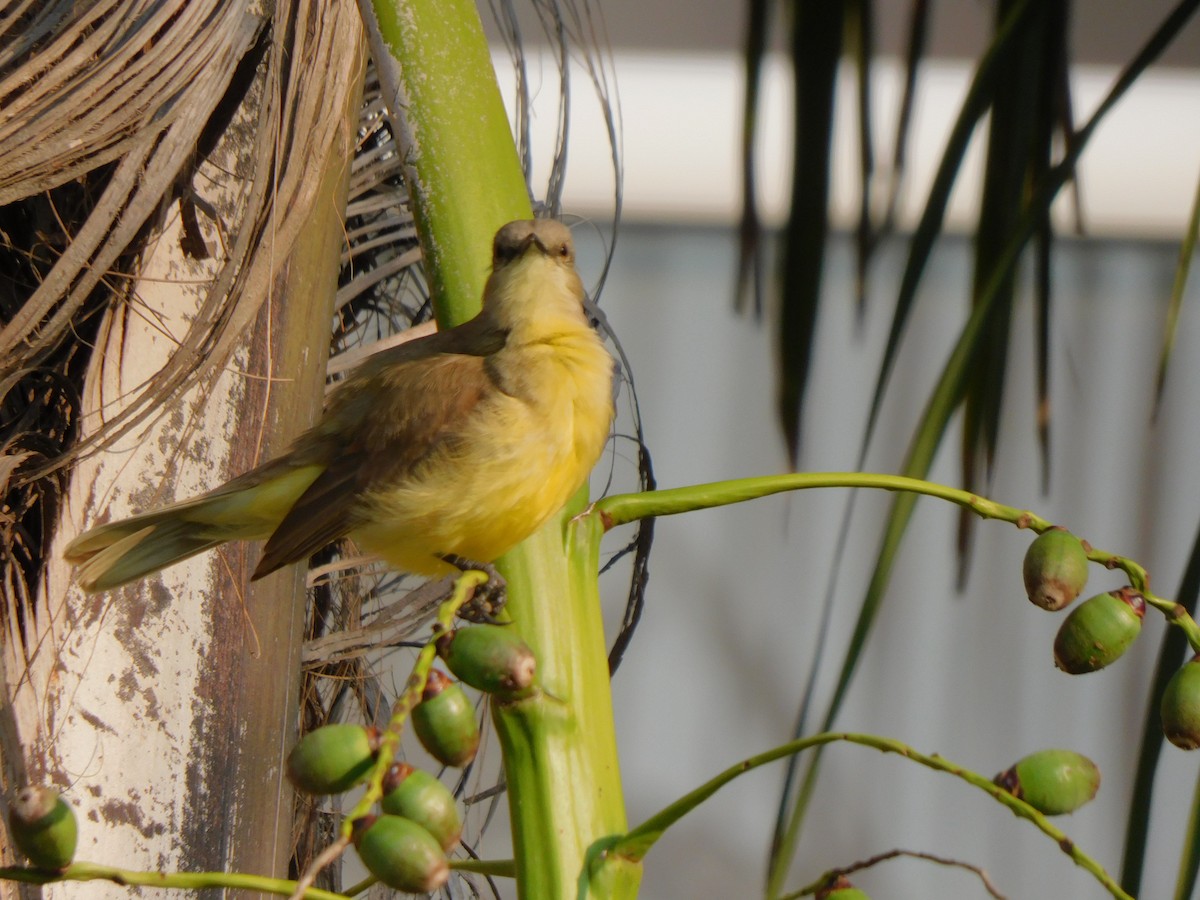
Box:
1;7;365;893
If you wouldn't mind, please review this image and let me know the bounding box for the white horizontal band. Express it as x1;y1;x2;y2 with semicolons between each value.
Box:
495;49;1200;238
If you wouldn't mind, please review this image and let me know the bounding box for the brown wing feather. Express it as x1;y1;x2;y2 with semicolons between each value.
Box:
251;455;365;578
252;335;502;580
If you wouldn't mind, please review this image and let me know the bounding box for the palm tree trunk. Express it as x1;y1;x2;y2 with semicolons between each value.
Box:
1;2;366;890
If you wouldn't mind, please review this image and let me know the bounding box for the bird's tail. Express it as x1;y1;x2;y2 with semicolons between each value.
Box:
64;464;323;592
64;508;240;592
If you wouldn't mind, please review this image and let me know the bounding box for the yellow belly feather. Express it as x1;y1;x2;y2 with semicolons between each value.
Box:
352;329;614;575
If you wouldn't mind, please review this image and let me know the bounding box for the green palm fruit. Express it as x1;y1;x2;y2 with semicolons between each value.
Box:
1162;654;1200;749
816;876;871;899
1023;529;1089;611
1053;587;1144;674
353;814;449;893
412;670;480;768
286;723;378;795
381;763;462;850
993;749;1100;815
8;786;77;870
436;624;536;696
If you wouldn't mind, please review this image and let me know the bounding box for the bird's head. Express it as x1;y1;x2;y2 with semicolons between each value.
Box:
484;220;587;333
491;219;576;269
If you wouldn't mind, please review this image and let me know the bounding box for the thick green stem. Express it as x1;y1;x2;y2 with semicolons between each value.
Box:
362;2;633;897
361;0;531;326
491;505;636;900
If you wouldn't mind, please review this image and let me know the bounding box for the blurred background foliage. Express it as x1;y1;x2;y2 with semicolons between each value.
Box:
731;3;1200;896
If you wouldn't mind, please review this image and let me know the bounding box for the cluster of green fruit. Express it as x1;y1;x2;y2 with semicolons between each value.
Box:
287;623;535;893
1023;528;1200;748
1;624;533;885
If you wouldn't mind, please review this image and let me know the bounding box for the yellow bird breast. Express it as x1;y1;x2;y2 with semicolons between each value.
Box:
350;327;614;576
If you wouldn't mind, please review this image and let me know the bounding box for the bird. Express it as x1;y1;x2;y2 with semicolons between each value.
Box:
65;219;616;595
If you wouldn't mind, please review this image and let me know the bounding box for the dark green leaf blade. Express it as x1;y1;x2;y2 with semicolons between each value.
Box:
848;0;876;318
734;0;772;318
1153;169;1200;417
881;0;930;232
858;0;1035;464
957;0;1065;585
777;0;847;466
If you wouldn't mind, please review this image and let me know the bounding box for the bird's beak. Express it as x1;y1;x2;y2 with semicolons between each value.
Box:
523;234;548;256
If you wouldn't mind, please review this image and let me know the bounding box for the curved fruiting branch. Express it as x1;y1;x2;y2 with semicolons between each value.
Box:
343;570;488;827
594;732;1130;900
592;472;1200;651
0;862;350;898
284;568;488;896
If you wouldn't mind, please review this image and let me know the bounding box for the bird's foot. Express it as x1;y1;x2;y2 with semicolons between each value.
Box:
440;555;507;623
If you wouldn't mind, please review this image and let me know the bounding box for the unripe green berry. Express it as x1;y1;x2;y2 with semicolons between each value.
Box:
993;749;1100;815
286;723;378;795
412;670;479;768
381;763;462;851
1023;529;1089;611
816;876;871;899
1162;654;1200;749
437;625;536;697
8;786;77;870
353;814;449;893
1053;587;1144;674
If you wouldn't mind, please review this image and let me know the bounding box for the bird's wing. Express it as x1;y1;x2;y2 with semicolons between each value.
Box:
251;340;500;580
249;453;364;579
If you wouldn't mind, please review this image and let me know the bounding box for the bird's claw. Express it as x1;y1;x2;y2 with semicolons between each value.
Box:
441;555;508;623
